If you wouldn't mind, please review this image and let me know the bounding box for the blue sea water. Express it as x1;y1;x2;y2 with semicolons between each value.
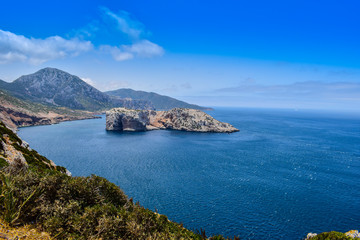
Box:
18;108;360;239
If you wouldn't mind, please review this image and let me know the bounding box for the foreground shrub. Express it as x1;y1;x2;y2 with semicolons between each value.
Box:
310;231;352;240
0;172;39;225
0;168;203;239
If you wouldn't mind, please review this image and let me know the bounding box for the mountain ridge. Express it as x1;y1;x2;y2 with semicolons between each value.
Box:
1;67;209;112
106;88;211;111
0;68;154;111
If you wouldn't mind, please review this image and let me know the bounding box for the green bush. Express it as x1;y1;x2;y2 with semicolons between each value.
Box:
0;122;22;145
0;172;40;225
0;158;9;169
311;231;352;240
0;168;203;239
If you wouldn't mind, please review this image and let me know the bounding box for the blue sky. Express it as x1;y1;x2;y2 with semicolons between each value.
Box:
0;0;359;112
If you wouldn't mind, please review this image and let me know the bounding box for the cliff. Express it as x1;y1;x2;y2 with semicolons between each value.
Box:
0;121;68;174
106;108;239;133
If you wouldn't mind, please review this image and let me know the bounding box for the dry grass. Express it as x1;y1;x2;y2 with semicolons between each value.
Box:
0;219;52;240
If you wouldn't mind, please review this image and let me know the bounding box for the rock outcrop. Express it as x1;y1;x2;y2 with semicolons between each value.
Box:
0;121;70;175
106;108;239;133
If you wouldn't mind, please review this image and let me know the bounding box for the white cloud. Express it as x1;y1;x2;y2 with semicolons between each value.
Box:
0;7;163;64
101;40;164;61
0;29;93;65
101;7;144;40
80;77;95;86
123;40;164;57
99;8;165;61
100;80;130;91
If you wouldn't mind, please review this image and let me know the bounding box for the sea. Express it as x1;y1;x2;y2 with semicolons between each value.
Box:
17;108;360;239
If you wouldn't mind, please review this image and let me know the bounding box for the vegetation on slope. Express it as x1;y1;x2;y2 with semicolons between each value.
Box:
0;122;67;176
0;218;52;240
0;169;206;239
0;89;90;117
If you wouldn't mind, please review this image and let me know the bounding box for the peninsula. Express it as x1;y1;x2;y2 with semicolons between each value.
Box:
106;107;239;133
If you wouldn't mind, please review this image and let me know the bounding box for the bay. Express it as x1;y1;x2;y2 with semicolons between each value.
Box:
18;108;360;239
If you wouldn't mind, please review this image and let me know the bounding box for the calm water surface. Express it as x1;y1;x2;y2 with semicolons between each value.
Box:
18;108;360;239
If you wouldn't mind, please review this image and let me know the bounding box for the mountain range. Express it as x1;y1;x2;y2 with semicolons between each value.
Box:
0;67;208;112
106;88;210;110
0;68;153;111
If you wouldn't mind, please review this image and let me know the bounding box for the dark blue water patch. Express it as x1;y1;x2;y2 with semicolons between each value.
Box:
18;108;360;239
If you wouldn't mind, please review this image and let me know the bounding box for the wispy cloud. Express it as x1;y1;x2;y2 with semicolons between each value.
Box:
101;7;144;40
100;80;130;91
80;77;96;86
101;40;164;61
216;81;360;98
214;81;360;110
99;8;164;61
0;30;93;65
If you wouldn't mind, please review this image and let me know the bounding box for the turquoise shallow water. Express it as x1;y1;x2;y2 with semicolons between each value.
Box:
18;108;360;239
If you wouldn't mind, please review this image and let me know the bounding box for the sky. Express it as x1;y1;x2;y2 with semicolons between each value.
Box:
0;0;359;112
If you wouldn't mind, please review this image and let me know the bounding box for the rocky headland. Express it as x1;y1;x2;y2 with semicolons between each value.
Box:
106;107;239;133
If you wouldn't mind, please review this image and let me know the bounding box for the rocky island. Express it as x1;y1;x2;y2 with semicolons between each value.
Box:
106;107;239;133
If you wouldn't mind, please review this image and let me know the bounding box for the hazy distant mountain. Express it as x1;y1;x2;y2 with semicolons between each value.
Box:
106;88;211;111
0;68;153;111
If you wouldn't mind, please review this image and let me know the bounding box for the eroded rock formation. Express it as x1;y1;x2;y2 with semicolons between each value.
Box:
106;108;239;133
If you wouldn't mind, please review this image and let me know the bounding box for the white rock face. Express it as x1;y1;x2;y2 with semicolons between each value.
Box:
305;233;317;239
345;230;360;238
106;108;239;133
0;129;71;176
1;135;27;166
106;108;155;131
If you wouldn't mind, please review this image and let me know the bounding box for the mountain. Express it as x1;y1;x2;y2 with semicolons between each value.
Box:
106;88;211;111
0;88;97;130
1;68;208;112
0;68;153;111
